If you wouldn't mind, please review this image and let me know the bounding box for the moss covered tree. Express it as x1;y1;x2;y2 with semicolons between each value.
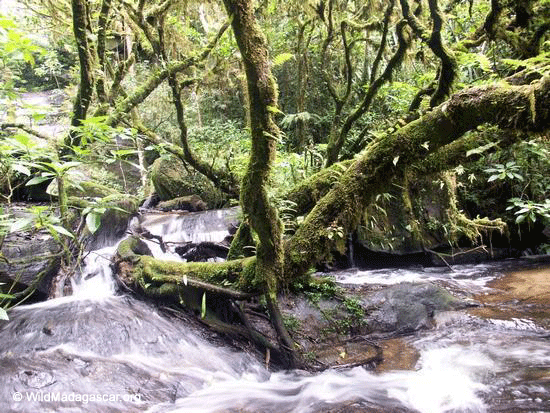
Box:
221;0;295;362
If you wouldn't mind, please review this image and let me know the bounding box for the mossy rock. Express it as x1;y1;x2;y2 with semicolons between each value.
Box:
46;170;121;199
150;156;224;208
0;230;61;297
157;195;207;212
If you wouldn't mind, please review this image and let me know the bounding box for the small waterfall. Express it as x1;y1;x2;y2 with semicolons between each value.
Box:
136;207;239;261
347;234;355;268
139;207;239;245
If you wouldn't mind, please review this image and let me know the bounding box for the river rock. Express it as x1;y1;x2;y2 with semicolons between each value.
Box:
175;241;229;261
0;230;61;297
83;195;140;250
150;155;224;208
157;195;207;212
363;282;467;333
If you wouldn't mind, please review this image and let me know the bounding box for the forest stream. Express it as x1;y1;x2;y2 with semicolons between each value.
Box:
1;208;550;413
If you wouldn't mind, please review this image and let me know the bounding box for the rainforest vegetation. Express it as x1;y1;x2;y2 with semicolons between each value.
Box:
1;0;550;364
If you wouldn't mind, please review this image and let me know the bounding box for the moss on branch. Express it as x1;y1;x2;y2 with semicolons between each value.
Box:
284;76;550;282
284;160;353;216
116;236;257;293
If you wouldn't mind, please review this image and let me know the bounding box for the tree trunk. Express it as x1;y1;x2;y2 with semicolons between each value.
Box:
67;0;95;148
222;0;283;290
222;0;296;364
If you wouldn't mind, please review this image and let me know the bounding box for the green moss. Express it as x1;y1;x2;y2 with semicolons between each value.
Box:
67;196;90;209
157;195;207;212
116;236;147;262
227;222;255;260
78;181;120;198
284;160;353;216
139;255;252;285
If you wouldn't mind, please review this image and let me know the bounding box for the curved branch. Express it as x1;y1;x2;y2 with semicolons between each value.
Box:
369;0;395;85
326;19;409;166
67;0;95;147
341;21;353;104
399;0;457;107
1;123;52;141
427;0;457;106
95;0;113;105
106;19;230;127
320;0;343;108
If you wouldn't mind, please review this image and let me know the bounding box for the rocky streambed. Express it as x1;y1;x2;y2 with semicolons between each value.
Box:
1;207;549;412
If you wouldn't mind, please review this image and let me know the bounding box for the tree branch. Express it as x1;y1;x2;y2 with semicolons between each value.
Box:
285;76;550;281
1;123;52;141
106;19;230;127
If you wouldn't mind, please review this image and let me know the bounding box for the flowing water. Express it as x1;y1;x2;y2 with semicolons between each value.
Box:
1;209;549;413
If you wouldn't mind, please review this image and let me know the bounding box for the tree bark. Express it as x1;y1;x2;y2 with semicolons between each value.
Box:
67;0;94;148
222;0;296;364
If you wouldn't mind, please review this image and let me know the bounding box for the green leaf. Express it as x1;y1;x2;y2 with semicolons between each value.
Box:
201;292;207;319
50;225;74;238
0;17;17;29
85;212;102;234
272;53;294;67
513;173;524;181
10;217;33;232
476;53;492;72
11;163;31;176
59;161;82;172
25;175;53;186
0;308;8;321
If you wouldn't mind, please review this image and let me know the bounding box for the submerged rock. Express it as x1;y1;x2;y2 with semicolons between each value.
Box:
363;282;468;333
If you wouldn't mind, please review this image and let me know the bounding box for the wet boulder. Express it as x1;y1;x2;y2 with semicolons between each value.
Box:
150;156;224;208
175;242;229;262
0;230;61;297
363;282;468;334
